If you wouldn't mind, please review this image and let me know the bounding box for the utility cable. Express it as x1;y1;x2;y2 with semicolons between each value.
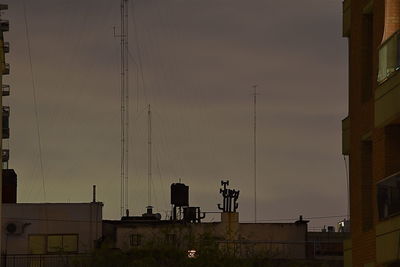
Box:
23;0;46;202
131;0;148;107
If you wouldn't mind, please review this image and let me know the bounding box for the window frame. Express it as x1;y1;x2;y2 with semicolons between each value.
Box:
28;234;79;254
377;171;400;220
129;234;142;247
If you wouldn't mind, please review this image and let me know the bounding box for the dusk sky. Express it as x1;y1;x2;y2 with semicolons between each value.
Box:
3;0;347;228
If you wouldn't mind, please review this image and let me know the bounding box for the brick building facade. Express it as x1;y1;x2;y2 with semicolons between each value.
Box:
342;0;400;266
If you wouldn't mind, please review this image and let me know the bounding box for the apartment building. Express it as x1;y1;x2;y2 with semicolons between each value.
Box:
342;0;400;266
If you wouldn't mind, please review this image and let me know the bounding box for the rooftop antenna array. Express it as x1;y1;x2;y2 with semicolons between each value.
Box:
114;0;129;217
217;180;240;213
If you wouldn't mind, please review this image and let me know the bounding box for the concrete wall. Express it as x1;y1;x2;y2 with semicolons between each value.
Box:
237;223;307;259
2;203;103;255
111;213;307;259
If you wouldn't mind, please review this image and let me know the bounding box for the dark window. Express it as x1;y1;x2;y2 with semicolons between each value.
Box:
378;172;400;220
385;125;400;175
361;13;373;101
165;234;176;245
130;234;142;247
361;140;373;231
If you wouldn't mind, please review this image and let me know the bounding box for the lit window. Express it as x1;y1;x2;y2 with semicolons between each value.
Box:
47;234;78;253
47;235;63;253
62;235;78;252
188;249;197;258
29;235;46;254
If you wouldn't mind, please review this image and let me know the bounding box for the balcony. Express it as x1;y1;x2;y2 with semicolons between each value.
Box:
375;31;400;127
3;106;9;139
343;238;352;267
0;20;9;32
2;127;9;139
2;149;9;162
376;172;400;264
4;41;9;53
3;63;9;75
2;84;9;96
378;31;400;83
3;106;10;116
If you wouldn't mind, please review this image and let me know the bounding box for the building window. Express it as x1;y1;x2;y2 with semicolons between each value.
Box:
47;234;78;253
378;172;400;220
385;125;400;175
361;13;373;102
29;235;46;254
165;233;177;245
130;234;142;247
29;234;78;254
361;140;373;231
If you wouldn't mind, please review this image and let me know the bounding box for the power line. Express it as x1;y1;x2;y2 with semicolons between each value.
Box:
22;0;46;202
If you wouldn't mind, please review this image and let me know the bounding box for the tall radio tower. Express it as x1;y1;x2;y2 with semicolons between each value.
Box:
115;0;129;217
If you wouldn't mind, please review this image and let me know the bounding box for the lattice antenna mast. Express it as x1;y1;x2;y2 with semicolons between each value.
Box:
253;85;257;223
115;0;129;217
148;104;152;207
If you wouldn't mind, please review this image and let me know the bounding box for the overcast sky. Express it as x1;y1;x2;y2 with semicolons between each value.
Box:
2;0;348;228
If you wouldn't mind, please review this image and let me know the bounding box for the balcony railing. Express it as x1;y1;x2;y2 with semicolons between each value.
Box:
378;31;400;83
2;128;9;139
0;20;9;32
2;149;9;162
3;106;9;140
3;106;10;116
3;63;9;75
4;41;9;53
2;85;9;96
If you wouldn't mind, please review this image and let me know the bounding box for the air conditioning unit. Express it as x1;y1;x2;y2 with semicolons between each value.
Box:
6;222;24;235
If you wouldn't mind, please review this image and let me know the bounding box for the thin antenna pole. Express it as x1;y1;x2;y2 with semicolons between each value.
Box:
119;0;124;217
253;85;257;223
148;104;152;207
